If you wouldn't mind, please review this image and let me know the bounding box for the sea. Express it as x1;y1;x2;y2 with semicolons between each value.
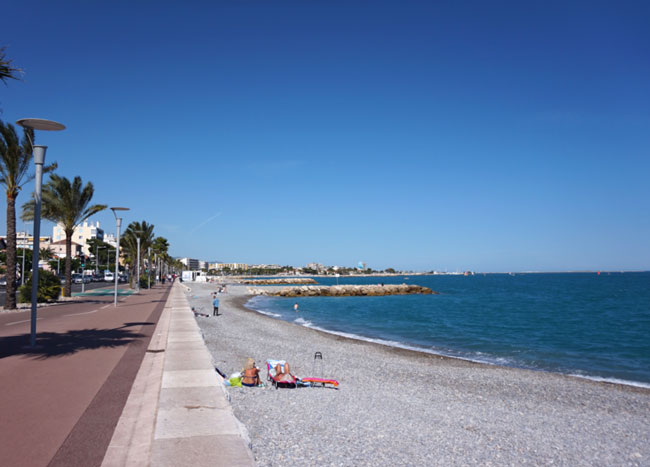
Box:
245;272;650;388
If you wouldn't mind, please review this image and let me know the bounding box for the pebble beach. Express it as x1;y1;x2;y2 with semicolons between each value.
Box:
186;282;650;466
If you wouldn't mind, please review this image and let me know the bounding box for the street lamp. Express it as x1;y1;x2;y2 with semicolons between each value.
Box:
16;118;65;348
136;237;141;292
97;246;107;274
147;247;151;289
110;207;129;306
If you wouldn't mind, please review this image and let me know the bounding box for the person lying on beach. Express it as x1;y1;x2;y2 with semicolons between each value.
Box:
274;362;294;382
242;358;261;387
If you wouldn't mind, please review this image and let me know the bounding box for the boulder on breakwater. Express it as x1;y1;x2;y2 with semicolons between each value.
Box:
248;283;437;297
236;278;318;285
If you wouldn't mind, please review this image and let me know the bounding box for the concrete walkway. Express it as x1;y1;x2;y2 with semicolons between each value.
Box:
102;282;254;466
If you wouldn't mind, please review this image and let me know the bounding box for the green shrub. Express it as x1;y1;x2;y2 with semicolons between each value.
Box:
139;275;149;289
19;269;62;303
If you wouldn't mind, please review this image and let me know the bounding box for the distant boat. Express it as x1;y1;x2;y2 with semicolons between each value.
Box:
509;272;515;276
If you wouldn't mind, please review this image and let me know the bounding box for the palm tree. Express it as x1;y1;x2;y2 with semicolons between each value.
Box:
151;236;169;282
22;175;106;296
122;221;155;287
0;47;23;84
39;247;54;261
0;120;56;308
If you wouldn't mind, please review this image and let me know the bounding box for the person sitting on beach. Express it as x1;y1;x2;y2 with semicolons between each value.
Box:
274;361;294;382
242;358;261;387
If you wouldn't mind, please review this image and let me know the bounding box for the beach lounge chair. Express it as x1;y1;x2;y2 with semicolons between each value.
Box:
266;359;297;389
300;377;339;388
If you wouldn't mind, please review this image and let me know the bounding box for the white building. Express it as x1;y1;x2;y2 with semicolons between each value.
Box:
103;233;117;248
0;232;52;251
211;262;249;271
179;257;200;271
52;221;104;257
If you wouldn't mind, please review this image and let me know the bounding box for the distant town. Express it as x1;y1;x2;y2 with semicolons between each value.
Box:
0;221;473;277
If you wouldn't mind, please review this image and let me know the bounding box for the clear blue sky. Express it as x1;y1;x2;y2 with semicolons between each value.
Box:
2;1;649;272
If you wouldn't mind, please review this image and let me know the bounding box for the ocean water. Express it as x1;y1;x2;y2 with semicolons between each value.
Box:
245;272;650;387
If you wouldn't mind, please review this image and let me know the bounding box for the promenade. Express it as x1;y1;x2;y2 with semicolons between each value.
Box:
0;282;253;467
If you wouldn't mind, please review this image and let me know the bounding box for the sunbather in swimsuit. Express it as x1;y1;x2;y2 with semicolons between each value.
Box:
274;362;294;382
242;358;261;387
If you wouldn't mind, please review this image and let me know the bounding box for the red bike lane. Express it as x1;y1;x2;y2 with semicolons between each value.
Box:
0;284;171;467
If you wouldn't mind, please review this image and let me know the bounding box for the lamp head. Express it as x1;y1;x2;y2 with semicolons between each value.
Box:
16;118;66;131
110;207;129;219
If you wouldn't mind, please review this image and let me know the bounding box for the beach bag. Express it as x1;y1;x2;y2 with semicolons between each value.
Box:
228;372;242;387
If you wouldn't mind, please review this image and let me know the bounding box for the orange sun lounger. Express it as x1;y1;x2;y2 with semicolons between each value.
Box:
300;377;339;388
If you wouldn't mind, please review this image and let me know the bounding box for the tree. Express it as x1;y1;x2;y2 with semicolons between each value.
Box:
18;269;61;303
22;175;106;297
39;247;54;261
121;221;155;287
0;120;56;308
151;236;169;282
86;237;114;272
0;47;23;85
152;236;169;256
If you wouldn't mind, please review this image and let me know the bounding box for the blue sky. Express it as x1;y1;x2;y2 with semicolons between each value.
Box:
2;1;649;272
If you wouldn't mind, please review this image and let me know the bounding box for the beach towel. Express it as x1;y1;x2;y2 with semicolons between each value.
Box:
300;377;339;388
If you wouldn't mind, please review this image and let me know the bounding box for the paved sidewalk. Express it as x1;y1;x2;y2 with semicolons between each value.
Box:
102;282;254;466
0;281;252;466
0;284;170;467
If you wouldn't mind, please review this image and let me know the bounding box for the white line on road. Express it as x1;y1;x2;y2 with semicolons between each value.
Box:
100;304;111;309
5;318;43;326
64;309;99;317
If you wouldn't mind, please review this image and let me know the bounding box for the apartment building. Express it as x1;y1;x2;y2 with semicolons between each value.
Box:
52;221;104;257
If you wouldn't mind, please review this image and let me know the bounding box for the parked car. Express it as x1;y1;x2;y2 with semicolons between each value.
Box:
119;273;128;283
104;272;114;282
72;273;83;284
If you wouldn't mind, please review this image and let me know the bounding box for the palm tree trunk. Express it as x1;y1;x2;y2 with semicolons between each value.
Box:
64;233;72;297
5;195;17;309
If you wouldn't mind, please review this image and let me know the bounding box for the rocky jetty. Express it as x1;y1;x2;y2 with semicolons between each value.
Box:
248;283;437;297
236;278;318;285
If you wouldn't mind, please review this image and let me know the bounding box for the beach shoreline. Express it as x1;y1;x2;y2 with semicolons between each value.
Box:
237;292;650;393
188;282;650;466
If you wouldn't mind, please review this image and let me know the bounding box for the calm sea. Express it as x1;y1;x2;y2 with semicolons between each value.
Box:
245;272;650;387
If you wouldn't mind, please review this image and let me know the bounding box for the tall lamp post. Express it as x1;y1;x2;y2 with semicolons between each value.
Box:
147;247;151;289
110;207;129;306
16;118;65;348
136;237;141;292
97;246;107;274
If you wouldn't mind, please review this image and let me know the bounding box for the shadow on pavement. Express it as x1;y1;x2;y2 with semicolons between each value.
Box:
118;322;155;329
0;327;146;360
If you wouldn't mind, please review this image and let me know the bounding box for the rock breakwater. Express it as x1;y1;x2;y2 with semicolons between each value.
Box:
248;283;437;297
236;278;318;285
